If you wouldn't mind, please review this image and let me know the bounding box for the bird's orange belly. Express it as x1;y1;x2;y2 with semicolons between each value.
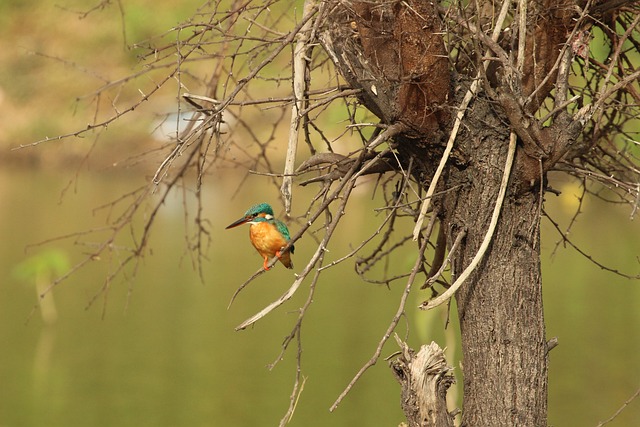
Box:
249;222;288;258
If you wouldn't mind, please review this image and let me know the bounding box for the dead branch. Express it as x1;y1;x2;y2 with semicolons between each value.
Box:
412;0;512;239
275;247;326;427
296;123;406;185
235;146;367;330
26;1;640;424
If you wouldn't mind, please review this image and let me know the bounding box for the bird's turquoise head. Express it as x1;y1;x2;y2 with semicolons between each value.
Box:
244;203;274;217
225;202;295;264
225;203;275;229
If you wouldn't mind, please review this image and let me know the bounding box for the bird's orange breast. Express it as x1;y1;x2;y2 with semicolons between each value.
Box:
249;221;288;258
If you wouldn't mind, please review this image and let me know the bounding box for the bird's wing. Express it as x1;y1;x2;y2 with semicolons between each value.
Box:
275;219;294;253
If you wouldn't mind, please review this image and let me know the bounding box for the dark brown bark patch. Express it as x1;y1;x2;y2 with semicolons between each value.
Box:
521;0;577;112
323;0;451;139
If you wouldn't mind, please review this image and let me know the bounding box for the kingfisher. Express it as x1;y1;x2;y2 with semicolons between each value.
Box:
225;203;295;270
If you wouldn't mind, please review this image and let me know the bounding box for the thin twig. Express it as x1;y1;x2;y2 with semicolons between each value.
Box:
276;244;324;426
320;157;416;272
230;131;387;311
595;387;640;427
234;243;324;331
543;209;640;279
227;268;269;309
330;235;431;412
523;0;595;108
421;228;467;289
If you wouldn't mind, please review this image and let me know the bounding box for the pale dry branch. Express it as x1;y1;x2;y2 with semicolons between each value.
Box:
231;123;400;311
515;0;527;73
411;81;475;240
282;0;321;213
235;145;370;330
26;1;640;424
234;243;323;331
421;131;518;310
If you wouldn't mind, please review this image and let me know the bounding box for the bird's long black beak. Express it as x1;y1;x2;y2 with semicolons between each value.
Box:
225;217;249;229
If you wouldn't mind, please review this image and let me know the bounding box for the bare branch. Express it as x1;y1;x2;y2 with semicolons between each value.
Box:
421;227;466;290
235;147;368;330
411;80;476;240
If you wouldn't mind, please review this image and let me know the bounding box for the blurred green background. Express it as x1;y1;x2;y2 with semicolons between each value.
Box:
1;1;639;426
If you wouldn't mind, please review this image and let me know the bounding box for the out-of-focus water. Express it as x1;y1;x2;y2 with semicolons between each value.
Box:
0;170;638;426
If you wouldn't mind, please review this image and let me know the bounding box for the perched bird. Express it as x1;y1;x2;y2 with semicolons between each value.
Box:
225;203;294;270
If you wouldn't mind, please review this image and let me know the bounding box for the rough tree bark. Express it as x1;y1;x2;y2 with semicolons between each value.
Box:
441;100;548;426
320;0;572;425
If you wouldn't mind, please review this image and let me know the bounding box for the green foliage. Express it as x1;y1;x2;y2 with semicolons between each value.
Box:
13;249;69;284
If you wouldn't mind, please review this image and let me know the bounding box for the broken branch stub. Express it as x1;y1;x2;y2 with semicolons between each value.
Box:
390;337;455;427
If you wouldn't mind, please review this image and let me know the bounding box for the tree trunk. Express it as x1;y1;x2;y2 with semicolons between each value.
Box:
456;202;547;426
441;113;548;426
321;1;549;425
